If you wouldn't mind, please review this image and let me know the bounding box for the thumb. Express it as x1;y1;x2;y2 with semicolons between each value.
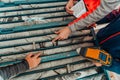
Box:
55;30;61;34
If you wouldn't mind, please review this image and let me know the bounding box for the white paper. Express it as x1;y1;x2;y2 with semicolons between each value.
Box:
71;0;87;18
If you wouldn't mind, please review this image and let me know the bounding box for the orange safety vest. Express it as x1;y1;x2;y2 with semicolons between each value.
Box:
68;0;101;26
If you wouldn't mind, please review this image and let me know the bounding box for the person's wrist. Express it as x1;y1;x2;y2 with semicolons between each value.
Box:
68;27;72;32
25;58;31;69
66;27;72;33
68;24;77;32
23;59;30;69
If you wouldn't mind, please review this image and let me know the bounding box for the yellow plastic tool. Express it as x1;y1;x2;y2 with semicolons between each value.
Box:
80;47;112;66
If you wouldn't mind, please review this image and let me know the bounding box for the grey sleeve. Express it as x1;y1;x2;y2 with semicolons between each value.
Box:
0;60;29;80
69;0;120;32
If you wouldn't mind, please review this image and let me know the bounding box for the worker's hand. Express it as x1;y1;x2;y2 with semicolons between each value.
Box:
93;62;102;67
65;0;74;14
52;27;72;43
25;53;41;69
87;23;97;29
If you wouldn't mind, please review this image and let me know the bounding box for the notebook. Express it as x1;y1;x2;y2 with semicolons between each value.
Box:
71;0;87;18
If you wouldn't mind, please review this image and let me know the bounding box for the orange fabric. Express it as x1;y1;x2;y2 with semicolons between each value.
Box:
68;0;101;26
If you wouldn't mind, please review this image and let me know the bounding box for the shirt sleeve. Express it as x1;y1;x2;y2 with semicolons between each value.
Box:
97;7;120;24
0;60;29;80
69;0;120;32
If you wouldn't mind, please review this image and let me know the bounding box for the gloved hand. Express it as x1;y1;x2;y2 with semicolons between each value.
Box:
25;53;41;69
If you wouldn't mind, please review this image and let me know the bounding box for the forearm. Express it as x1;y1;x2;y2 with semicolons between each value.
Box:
69;0;120;32
0;60;29;80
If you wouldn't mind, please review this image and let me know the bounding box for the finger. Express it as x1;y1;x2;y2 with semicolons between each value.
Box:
66;8;73;12
36;52;42;57
65;6;73;11
34;53;41;58
65;6;69;10
69;12;73;15
67;9;73;12
26;53;33;58
55;30;61;34
57;36;63;40
66;11;73;15
58;36;65;40
58;38;62;40
55;31;59;34
55;29;62;34
60;37;67;40
37;58;41;62
94;62;102;67
39;58;41;61
59;34;67;40
61;38;65;40
66;10;73;14
52;36;60;43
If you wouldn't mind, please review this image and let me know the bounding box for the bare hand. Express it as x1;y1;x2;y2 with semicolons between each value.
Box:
25;53;41;69
93;62;102;67
52;27;71;43
88;23;97;29
65;0;74;14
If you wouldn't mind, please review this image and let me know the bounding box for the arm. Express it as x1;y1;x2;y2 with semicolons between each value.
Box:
97;7;120;24
69;0;120;32
0;60;29;80
52;0;120;42
0;53;41;80
88;7;120;28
